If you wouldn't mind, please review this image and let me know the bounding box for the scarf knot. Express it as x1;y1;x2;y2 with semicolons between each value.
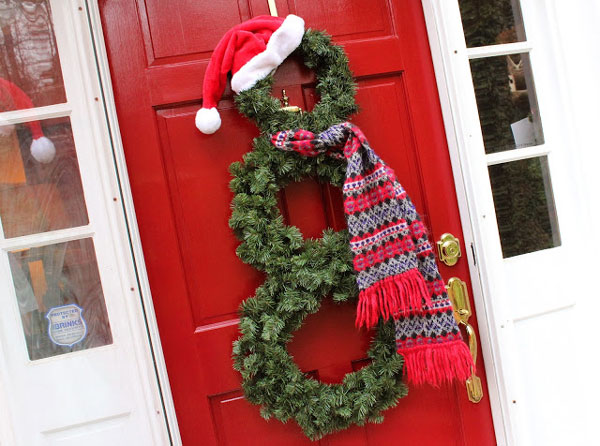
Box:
270;122;367;160
270;122;475;387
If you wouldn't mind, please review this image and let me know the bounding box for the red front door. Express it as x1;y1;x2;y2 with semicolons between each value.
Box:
100;1;496;444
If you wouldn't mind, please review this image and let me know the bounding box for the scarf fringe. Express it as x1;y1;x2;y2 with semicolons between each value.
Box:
355;269;432;329
401;340;474;387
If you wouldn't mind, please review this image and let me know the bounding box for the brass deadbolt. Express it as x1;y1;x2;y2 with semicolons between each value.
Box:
436;233;461;266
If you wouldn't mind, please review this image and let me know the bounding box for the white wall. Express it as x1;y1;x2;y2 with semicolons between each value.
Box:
552;1;600;443
509;1;600;444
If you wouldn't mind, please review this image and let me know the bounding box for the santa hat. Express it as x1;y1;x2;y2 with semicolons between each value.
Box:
0;78;56;163
195;14;305;134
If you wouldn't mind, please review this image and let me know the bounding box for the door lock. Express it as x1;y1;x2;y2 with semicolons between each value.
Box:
447;277;483;403
437;233;461;266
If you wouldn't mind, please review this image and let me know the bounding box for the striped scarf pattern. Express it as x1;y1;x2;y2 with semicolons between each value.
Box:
271;122;473;386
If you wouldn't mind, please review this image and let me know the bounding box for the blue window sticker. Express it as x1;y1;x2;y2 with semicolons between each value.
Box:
46;304;87;347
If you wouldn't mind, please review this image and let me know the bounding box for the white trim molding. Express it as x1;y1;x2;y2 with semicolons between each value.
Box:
0;0;173;443
421;1;528;444
85;1;182;444
421;0;600;444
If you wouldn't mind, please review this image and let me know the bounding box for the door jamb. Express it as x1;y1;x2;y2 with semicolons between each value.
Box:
420;1;526;445
85;1;183;444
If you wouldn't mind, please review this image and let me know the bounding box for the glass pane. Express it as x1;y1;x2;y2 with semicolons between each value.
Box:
0;116;88;237
489;156;560;258
0;0;66;109
9;238;112;360
470;53;544;154
459;0;526;48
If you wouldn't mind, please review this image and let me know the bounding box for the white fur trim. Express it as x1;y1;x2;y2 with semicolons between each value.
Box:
30;136;56;163
195;107;221;134
231;14;305;93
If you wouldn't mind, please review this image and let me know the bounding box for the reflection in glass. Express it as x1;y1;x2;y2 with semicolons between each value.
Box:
459;0;526;48
470;53;543;154
489;156;560;258
0;0;66;109
9;238;112;360
0;116;88;238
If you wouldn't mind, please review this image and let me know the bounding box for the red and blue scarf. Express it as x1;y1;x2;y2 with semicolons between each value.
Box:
271;122;474;386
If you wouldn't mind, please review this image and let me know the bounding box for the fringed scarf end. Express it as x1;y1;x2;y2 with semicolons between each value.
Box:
355;269;431;329
401;340;474;387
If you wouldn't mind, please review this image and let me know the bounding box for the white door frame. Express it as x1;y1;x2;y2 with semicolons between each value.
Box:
84;0;523;445
421;1;527;444
0;0;174;444
85;0;514;442
421;1;596;445
84;1;183;444
85;1;585;445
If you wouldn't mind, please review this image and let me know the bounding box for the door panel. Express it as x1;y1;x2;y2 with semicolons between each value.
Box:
143;0;243;59
293;0;392;38
210;389;315;446
100;0;496;444
156;105;263;326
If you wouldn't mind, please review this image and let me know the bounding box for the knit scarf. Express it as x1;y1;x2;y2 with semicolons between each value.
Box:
271;122;474;386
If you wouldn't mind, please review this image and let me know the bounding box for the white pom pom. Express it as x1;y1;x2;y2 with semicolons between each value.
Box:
195;107;221;134
30;136;56;163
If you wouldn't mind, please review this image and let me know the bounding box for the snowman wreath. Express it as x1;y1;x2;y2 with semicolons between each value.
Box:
195;15;474;440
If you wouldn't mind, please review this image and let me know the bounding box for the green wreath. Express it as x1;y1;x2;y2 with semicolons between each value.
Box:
230;29;407;440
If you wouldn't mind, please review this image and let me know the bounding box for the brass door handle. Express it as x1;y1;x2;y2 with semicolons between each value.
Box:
447;278;483;403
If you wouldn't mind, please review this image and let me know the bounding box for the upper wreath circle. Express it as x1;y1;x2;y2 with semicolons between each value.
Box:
230;30;362;274
235;29;358;134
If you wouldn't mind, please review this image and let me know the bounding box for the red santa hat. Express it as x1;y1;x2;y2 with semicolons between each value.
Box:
0;78;56;163
195;14;305;134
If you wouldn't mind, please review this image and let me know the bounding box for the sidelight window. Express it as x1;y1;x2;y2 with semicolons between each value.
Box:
458;0;560;258
0;0;112;360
